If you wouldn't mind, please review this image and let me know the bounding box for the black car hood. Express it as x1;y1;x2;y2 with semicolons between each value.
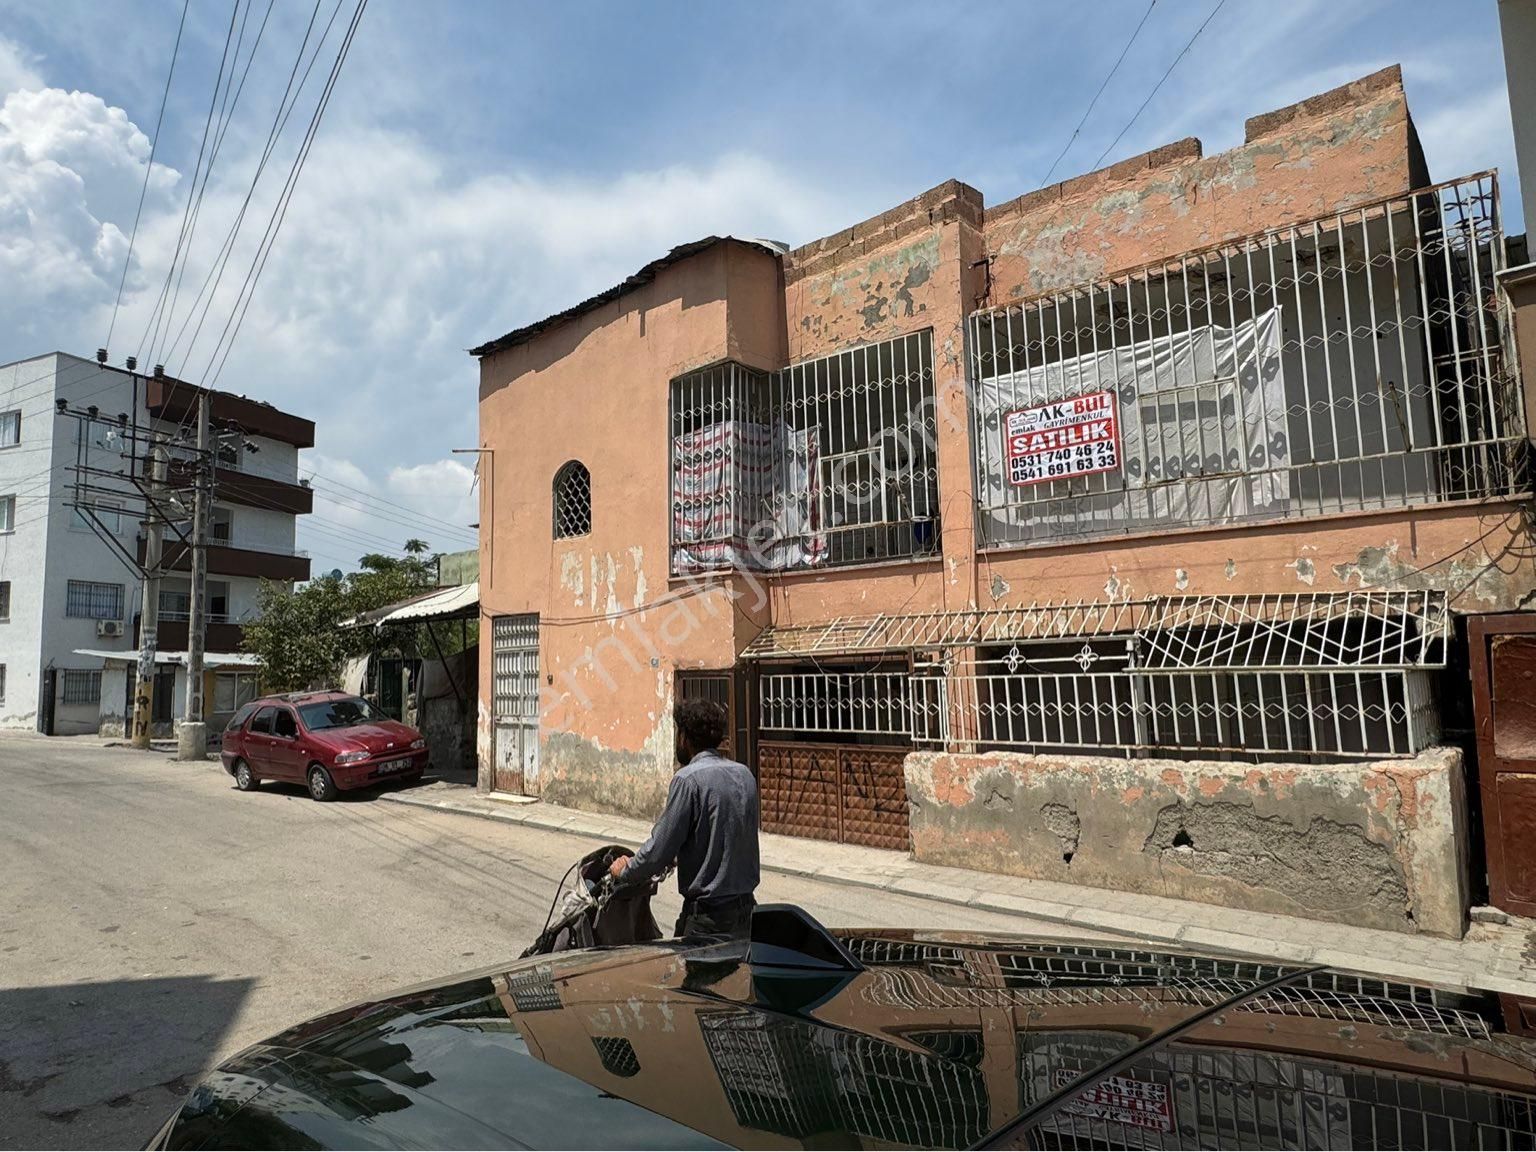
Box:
159;921;1536;1150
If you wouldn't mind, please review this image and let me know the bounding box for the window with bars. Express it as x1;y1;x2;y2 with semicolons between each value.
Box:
61;669;102;706
969;174;1523;548
65;580;124;620
669;330;939;575
0;409;18;448
552;460;591;539
0;580;9;621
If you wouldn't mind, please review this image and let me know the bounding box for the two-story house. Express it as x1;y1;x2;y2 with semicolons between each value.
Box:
472;68;1536;936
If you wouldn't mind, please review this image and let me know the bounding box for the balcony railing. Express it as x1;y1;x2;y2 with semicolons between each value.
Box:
967;172;1526;549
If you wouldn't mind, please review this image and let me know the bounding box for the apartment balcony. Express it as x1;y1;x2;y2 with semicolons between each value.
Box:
157;459;315;516
134;615;247;654
137;536;311;582
144;377;315;448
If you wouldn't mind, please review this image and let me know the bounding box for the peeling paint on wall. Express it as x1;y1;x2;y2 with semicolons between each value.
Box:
1287;557;1317;586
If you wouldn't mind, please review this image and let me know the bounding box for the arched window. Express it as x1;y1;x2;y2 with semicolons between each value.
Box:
552;460;591;539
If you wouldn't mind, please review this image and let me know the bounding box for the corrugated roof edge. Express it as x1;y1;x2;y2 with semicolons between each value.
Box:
468;236;788;359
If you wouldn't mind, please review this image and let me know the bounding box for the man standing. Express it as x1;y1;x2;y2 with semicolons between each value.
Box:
610;698;759;939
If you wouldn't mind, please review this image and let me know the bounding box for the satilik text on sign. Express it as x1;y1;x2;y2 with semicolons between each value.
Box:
1004;390;1121;486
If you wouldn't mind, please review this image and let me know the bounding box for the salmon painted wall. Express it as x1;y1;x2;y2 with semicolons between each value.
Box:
476;242;781;815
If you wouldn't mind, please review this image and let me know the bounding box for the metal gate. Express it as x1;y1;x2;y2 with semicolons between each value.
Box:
492;614;540;795
1470;614;1536;918
758;742;909;851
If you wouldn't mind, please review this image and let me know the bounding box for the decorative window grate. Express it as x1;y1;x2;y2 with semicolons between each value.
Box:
491;614;540;721
969;173;1525;549
552;460;591;539
61;669;101;706
592;1036;640;1077
65;580;124;620
669;330;939;575
747;593;1446;760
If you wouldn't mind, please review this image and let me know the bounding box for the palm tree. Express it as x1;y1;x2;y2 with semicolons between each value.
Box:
403;538;429;555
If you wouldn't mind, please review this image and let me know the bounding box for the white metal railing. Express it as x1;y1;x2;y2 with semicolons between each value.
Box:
669;330;939;574
969;173;1525;548
759;671;912;738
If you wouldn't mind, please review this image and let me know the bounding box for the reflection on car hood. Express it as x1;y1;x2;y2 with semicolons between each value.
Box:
316;722;415;754
159;926;1536;1150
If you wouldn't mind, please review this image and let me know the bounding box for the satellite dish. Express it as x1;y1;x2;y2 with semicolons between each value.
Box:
329;569;343;580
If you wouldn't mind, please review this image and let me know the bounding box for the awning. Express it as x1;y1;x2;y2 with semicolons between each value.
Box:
341;581;479;629
740;590;1448;666
73;649;262;669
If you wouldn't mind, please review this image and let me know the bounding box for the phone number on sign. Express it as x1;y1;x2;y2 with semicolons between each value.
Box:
1009;439;1118;484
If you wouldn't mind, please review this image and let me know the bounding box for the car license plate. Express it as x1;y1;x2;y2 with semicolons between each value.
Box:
376;758;412;774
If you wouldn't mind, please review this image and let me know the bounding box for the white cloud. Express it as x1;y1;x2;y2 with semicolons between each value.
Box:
0;35;43;95
0;86;178;329
385;459;478;544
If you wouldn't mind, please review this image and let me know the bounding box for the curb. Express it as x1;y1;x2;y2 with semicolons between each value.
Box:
376;789;1534;996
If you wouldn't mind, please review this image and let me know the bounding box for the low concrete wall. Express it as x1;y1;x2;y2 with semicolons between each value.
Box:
905;748;1470;938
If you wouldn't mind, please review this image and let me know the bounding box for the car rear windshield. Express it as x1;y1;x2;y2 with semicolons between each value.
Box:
226;702;258;732
298;697;381;731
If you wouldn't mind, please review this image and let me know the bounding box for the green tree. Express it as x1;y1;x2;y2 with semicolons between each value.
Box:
242;544;441;691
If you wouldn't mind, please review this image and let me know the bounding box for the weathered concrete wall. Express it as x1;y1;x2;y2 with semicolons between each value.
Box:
981;67;1423;304
905;747;1470;938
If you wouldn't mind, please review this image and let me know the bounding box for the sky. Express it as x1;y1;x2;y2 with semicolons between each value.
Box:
0;0;1519;576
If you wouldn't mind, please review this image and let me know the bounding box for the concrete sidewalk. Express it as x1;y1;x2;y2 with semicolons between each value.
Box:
379;780;1536;996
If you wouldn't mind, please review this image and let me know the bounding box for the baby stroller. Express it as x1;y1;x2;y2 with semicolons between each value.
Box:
520;844;665;957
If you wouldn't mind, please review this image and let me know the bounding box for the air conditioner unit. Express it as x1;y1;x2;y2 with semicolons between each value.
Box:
97;619;125;639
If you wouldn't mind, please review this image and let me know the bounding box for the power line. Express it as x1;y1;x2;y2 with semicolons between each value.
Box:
138;0;242;368
160;0;278;374
1039;0;1158;188
202;0;368;388
105;0;190;356
164;0;335;374
305;468;476;534
306;481;476;543
1091;0;1228;171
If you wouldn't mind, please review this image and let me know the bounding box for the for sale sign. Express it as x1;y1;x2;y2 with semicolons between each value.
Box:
1003;390;1121;486
1050;1069;1174;1134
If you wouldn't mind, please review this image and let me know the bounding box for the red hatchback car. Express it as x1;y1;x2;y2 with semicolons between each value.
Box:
221;691;429;801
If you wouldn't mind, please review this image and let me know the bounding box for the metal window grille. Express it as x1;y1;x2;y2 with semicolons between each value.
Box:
592;1036;640;1077
61;669;101;706
552;460;591;539
1019;1040;1536;1151
0;580;9;620
669;330;939;575
492;614;540;720
969;173;1525;549
747;592;1446;760
504;964;560;1012
0;409;18;447
701;1010;990;1147
759;668;911;742
65;580;124;620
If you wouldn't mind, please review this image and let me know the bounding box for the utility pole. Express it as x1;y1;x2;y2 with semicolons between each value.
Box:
178;391;211;761
132;440;168;749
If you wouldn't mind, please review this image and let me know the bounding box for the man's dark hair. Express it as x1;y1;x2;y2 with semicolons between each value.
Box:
675;698;728;751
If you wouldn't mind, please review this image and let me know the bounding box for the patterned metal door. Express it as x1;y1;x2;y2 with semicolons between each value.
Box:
1470;614;1536;918
492;614;540;795
759;741;909;850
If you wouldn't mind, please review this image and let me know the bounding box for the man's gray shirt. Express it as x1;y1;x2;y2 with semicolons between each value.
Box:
620;749;759;902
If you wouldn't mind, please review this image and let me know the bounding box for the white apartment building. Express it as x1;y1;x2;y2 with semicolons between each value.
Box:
0;352;314;736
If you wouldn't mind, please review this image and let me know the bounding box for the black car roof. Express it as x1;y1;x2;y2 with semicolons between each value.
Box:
163;910;1536;1150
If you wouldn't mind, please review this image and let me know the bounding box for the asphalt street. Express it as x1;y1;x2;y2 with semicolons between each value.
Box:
0;735;1065;1150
